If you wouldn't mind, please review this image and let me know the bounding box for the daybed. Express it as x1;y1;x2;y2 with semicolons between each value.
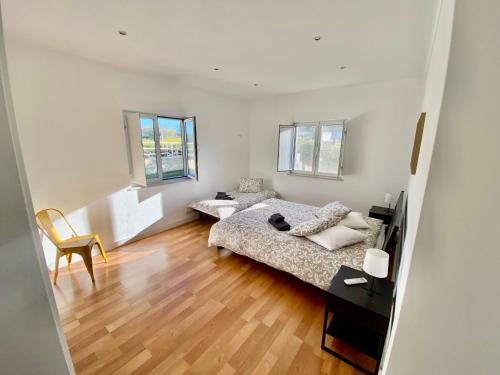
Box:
189;190;276;219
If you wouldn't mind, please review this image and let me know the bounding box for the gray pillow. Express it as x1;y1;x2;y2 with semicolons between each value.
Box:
239;177;264;193
289;215;342;236
316;201;352;220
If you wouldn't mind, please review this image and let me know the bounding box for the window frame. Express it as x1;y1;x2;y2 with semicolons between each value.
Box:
277;120;347;180
124;110;198;186
156;115;187;180
183;117;199;180
141;113;160;180
276;125;296;173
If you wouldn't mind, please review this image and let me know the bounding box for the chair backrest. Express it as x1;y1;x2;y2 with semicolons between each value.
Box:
35;208;77;245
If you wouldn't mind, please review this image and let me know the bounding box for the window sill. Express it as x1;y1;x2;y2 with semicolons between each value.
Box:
287;171;344;181
130;176;196;189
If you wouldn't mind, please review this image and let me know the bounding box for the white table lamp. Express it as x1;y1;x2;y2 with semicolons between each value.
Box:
363;248;389;296
384;193;393;210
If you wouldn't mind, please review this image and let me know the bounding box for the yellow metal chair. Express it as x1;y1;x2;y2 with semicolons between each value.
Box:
35;208;108;285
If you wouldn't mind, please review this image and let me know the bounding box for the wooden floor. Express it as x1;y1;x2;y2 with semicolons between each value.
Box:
52;218;374;375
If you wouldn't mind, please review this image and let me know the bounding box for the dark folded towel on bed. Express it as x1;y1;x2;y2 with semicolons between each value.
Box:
268;213;290;231
269;220;290;231
215;192;234;200
269;213;285;223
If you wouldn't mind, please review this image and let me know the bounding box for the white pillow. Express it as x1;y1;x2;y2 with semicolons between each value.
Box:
306;225;367;251
339;212;370;229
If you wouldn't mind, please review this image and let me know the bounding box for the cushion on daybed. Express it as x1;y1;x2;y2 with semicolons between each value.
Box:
239;177;264;193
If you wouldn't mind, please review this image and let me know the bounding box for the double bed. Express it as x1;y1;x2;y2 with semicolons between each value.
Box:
208;198;384;290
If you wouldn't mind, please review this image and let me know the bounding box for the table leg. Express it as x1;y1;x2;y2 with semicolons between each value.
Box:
321;304;328;349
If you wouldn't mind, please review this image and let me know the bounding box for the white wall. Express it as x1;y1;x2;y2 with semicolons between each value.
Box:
249;79;422;212
380;0;454;371
392;0;455;316
385;0;500;373
381;2;455;370
0;13;73;375
6;42;250;268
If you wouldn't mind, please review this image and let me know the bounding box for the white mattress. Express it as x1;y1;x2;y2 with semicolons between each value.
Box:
188;190;276;219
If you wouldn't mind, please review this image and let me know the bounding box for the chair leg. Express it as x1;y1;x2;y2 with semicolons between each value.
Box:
80;250;95;283
94;235;108;263
66;253;72;270
53;251;61;285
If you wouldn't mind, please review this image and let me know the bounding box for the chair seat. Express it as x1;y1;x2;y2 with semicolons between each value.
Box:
59;236;96;249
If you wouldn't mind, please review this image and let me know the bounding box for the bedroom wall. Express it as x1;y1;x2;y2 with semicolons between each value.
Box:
5;41;250;268
385;0;500;373
0;15;73;374
249;79;422;213
381;0;455;372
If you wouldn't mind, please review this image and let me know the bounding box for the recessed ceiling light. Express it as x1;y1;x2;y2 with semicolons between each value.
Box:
213;67;220;71
339;65;347;70
314;35;322;41
118;30;127;36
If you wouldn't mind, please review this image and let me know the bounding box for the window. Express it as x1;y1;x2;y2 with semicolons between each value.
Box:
158;117;185;179
124;111;198;186
294;123;316;173
277;120;346;179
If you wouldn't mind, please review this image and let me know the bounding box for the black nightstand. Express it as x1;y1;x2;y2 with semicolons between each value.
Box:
369;206;394;225
321;266;394;375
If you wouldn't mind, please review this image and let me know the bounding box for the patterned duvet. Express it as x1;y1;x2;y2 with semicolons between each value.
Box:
208;198;383;290
189;190;276;219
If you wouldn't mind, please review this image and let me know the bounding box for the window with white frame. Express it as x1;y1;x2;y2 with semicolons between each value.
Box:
123;111;198;186
277;120;346;179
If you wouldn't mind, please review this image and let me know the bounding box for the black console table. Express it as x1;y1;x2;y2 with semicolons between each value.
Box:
321;265;394;374
369;206;394;225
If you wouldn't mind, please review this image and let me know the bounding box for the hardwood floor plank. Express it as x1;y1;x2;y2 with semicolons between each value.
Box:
216;363;236;375
287;343;324;375
112;349;152;375
250;351;278;375
268;335;303;375
184;318;249;375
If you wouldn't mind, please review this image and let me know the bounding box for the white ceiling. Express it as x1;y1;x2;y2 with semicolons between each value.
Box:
1;0;438;98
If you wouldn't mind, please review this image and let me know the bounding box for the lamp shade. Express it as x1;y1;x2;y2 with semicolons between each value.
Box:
384;193;393;205
363;248;389;278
